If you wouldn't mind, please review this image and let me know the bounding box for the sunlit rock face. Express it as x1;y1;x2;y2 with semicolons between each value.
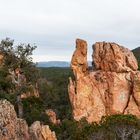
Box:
46;109;60;124
93;42;138;72
29;121;57;140
0;100;29;140
68;39;140;123
0;99;57;140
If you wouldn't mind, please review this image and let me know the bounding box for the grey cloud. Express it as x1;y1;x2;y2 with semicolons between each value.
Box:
0;0;140;61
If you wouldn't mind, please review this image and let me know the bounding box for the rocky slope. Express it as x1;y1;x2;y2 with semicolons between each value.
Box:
69;39;140;123
0;99;57;140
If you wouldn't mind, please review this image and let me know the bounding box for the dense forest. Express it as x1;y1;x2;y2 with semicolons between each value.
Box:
1;38;140;140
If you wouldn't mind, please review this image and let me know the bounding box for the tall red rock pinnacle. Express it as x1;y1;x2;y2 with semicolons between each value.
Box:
71;39;88;80
69;39;140;123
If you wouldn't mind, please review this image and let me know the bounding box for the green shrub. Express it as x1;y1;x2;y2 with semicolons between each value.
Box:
22;97;50;125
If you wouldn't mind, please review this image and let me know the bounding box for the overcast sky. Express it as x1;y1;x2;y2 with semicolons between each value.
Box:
0;0;140;62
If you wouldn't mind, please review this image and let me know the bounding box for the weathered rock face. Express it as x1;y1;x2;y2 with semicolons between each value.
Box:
93;42;138;72
69;39;140;123
0;99;57;140
71;39;88;79
46;109;60;124
0;100;29;140
29;121;57;140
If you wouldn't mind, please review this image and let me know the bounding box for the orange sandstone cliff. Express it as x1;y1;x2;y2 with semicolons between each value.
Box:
68;39;140;123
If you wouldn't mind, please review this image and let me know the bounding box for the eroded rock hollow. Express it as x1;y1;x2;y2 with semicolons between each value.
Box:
69;39;140;123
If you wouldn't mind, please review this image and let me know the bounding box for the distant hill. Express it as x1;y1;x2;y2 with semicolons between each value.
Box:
37;61;70;67
132;47;140;62
37;61;92;67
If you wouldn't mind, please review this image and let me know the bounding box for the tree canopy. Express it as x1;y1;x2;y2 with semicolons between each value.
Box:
0;38;39;93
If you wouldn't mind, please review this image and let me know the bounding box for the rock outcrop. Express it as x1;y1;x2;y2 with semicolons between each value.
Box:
69;39;140;123
93;42;138;72
0;99;57;140
29;121;57;140
46;109;60;124
0;53;3;66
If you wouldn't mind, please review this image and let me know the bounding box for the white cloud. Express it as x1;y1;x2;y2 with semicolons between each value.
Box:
0;0;140;61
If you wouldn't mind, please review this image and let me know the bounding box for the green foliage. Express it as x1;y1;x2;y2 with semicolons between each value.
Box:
100;114;139;126
0;66;13;92
70;114;140;140
0;38;38;84
0;38;36;69
49;119;83;140
45;114;140;140
0;38;40;121
38;67;73;120
132;47;140;70
132;47;140;63
0;92;17;105
22;97;50;125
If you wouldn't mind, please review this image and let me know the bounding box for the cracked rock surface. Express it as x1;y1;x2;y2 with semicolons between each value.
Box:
69;39;140;123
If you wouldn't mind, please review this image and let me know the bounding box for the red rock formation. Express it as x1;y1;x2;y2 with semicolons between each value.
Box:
0;100;29;140
0;99;57;140
46;109;60;124
29;121;57;140
71;39;88;80
69;39;140;123
93;42;138;72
